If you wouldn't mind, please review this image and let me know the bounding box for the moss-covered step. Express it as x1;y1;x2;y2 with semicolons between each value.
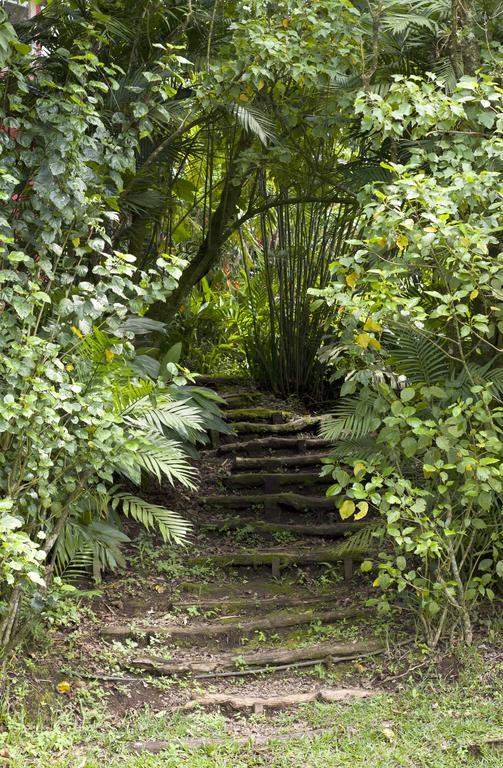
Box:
232;415;324;435
196;374;251;388
233;452;327;470
225;408;295;424
186;545;362;570
200;491;335;512
223;472;331;490
129;638;383;677
220;392;261;409
218;436;330;455
100;605;363;642
172;590;352;613
203;517;367;538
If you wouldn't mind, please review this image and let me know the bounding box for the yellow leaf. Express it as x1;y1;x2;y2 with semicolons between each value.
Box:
368;337;381;350
105;349;114;362
71;325;83;339
376;236;387;246
382;726;396;742
353;462;366;476
346;271;358;288
355;501;369;520
424;226;437;233
71;237;80;248
372;577;380;587
239;93;249;102
355;332;370;348
469;289;478;300
363;318;382;333
57;681;71;694
65;363;74;372
281;18;289;26
396;234;409;250
339;500;355;520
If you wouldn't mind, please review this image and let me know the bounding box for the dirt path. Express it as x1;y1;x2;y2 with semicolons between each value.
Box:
41;377;393;750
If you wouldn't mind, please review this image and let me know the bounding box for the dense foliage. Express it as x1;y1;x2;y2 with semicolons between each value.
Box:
316;71;503;644
0;0;501;652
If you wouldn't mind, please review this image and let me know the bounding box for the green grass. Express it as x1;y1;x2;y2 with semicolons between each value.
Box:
1;654;502;768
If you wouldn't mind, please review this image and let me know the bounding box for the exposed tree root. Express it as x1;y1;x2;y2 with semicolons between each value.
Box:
186;545;361;569
225;408;295;423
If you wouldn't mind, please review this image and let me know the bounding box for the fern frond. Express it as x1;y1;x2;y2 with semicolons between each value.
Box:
386;327;450;384
112;492;191;545
330;521;385;557
321;394;380;442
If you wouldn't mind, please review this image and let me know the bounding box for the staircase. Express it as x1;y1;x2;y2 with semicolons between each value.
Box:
98;376;380;722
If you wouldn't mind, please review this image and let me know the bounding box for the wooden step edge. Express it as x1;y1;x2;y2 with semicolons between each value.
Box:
225;408;296;424
233;453;328;469
100;606;366;642
200;492;336;510
128;639;383;678
218;436;330;455
223;472;332;489
233;416;324;435
201;518;368;538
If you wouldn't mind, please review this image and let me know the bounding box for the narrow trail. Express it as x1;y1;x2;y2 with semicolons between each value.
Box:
75;376;387;750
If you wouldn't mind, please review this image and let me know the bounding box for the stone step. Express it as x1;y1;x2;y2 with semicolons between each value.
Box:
220;392;261;409
223;471;331;490
200;491;335;512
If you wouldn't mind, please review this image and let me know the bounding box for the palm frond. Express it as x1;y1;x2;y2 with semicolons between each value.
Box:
228;103;276;145
112;492;191;545
133;430;198;488
124;396;205;441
